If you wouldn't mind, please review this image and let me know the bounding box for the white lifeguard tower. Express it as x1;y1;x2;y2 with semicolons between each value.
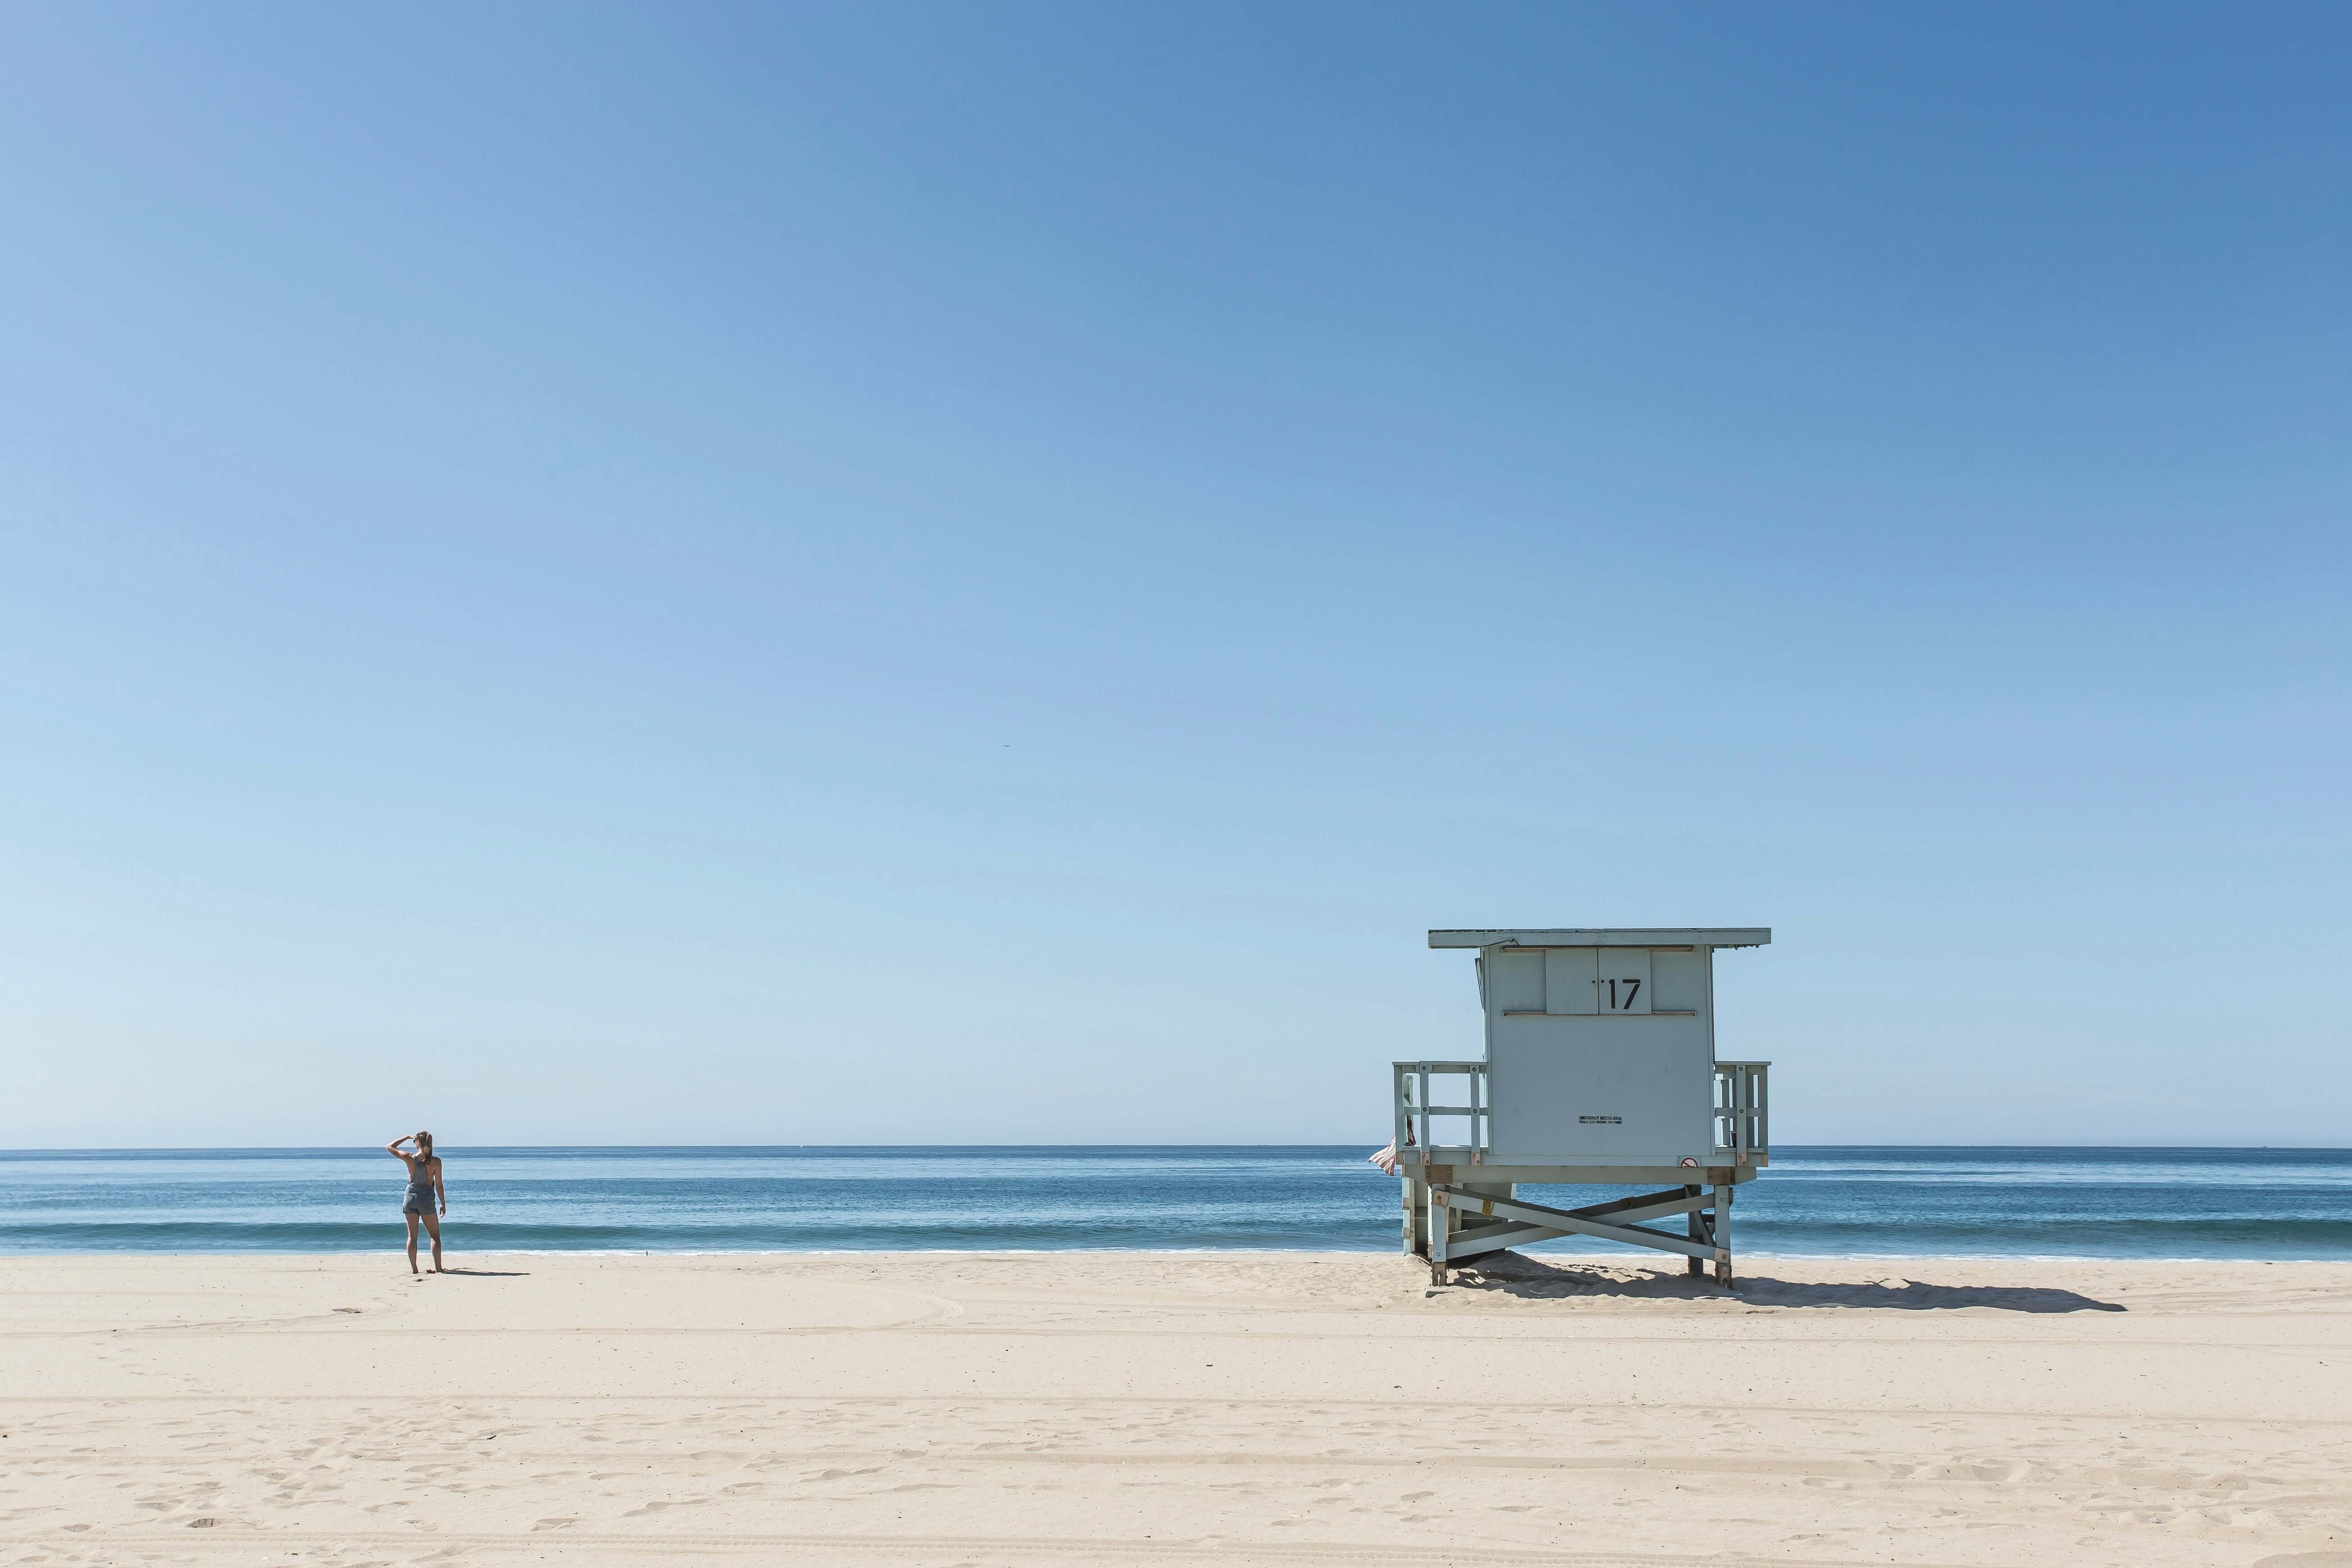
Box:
1393;927;1772;1286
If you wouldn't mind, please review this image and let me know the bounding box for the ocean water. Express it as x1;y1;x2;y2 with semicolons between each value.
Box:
2;1145;2348;1259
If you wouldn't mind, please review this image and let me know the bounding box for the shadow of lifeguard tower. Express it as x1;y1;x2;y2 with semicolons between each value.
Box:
1393;927;1771;1287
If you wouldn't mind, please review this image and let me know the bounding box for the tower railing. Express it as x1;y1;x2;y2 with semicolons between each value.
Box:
1387;1058;1771;1164
1390;1060;1491;1160
1712;1060;1769;1159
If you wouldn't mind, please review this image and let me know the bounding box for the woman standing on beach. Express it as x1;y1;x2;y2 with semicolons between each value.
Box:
386;1132;446;1275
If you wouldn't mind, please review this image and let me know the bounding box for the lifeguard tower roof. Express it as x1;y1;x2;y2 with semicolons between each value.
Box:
1428;928;1770;949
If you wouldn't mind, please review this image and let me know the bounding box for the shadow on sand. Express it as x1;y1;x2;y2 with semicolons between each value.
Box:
1447;1252;2126;1313
430;1267;532;1278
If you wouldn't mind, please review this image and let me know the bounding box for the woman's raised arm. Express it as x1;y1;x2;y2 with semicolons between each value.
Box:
385;1137;411;1159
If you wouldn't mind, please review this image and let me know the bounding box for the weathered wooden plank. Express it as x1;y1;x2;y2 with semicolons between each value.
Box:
1429;1186;1718;1263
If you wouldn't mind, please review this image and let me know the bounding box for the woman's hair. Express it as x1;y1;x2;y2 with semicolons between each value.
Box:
415;1131;434;1159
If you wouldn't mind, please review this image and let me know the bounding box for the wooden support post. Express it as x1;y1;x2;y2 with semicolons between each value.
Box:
1428;1186;1450;1286
1712;1182;1733;1287
1684;1183;1704;1277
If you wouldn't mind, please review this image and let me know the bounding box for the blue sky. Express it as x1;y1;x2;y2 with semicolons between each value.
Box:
3;4;2346;1147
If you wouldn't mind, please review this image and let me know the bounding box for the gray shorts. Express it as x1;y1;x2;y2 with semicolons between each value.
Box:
403;1189;434;1216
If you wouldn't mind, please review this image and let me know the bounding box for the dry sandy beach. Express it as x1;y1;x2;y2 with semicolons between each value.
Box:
5;1251;2350;1568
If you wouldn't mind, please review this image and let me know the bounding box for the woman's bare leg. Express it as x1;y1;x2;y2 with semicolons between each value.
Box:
421;1210;444;1272
404;1213;421;1275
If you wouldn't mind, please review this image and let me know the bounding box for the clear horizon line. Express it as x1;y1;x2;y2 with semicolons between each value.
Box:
6;1141;2351;1156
